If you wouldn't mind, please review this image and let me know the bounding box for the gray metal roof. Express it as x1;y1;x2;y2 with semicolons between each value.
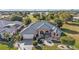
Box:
0;20;22;28
21;21;61;34
0;20;22;34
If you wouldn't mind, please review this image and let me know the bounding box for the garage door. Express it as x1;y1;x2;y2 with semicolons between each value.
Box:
21;39;33;45
23;34;34;39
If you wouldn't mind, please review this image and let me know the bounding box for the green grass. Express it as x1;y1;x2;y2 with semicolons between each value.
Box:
0;43;17;50
60;32;79;49
72;21;79;24
74;39;79;49
42;44;60;50
62;21;79;49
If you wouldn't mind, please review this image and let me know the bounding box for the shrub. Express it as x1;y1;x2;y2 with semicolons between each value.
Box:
61;32;67;36
38;39;43;44
33;41;38;46
61;36;75;46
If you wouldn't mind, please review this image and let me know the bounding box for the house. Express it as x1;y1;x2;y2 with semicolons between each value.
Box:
0;20;23;40
73;13;79;21
73;16;79;21
20;21;62;49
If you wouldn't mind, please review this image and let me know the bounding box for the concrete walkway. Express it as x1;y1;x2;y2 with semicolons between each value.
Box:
14;39;33;50
18;43;33;50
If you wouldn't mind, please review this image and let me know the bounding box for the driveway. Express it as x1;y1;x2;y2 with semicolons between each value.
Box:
18;39;33;50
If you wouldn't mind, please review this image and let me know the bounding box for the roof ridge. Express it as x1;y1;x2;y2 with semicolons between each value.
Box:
44;23;51;29
36;23;45;29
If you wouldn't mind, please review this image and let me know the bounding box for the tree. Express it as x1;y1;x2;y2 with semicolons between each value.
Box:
58;11;73;23
54;19;63;28
11;15;23;21
33;13;47;21
22;17;31;25
39;13;46;20
12;33;22;42
3;32;22;49
3;32;11;41
3;32;14;48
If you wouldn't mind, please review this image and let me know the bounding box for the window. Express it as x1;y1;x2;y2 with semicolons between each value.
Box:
40;31;44;35
45;31;49;35
53;32;55;36
36;34;38;37
56;34;58;36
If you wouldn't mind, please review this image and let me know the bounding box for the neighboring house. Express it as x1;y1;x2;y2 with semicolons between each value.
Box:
20;21;62;46
0;20;23;40
73;16;79;21
73;13;79;21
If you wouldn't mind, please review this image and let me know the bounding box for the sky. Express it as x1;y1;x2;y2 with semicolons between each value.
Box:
0;0;79;9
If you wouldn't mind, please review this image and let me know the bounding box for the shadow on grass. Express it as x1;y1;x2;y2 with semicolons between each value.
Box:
61;32;67;36
35;46;42;50
52;40;61;43
61;28;79;34
67;22;79;27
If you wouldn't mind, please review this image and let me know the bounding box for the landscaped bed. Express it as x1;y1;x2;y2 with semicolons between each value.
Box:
32;44;60;50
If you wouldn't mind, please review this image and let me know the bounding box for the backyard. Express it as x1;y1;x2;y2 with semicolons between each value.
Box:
62;21;79;49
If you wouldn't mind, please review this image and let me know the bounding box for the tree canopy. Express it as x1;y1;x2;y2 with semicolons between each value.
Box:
54;19;63;28
11;15;23;21
22;16;31;25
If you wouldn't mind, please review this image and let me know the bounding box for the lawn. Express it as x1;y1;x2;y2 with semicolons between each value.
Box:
62;22;79;39
62;21;79;49
42;44;60;50
0;43;17;50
